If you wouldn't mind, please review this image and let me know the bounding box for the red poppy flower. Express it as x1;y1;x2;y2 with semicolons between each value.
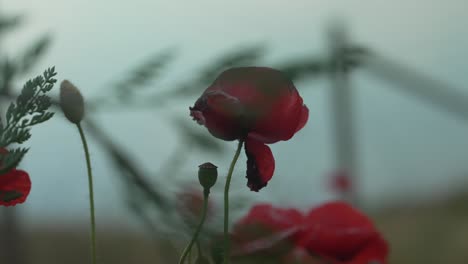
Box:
176;185;215;225
0;148;31;206
190;67;308;191
0;169;31;206
299;202;388;264
329;170;352;194
230;201;388;264
232;204;305;255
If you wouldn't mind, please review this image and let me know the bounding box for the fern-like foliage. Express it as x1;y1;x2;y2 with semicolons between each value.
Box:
0;67;56;173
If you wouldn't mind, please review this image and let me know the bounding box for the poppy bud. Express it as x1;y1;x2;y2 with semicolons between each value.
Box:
60;80;84;124
198;162;218;191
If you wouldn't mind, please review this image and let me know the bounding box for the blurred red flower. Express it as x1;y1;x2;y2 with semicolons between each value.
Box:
0;148;31;206
0;169;31;206
231;201;388;264
299;202;388;264
329;170;352;194
190;67;308;191
176;185;215;224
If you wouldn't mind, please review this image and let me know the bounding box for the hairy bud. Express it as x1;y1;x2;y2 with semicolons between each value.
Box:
60;80;84;124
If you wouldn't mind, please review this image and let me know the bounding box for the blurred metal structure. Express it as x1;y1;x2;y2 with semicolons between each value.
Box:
327;23;360;205
361;54;468;121
325;21;468;207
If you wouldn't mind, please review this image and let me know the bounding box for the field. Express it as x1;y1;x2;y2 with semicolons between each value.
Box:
10;190;468;264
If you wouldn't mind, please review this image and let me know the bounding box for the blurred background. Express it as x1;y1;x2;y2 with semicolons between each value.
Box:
1;0;468;263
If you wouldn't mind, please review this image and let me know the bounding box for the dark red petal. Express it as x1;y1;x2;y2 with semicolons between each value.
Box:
295;104;309;133
345;235;388;264
245;139;275;191
205;67;307;143
207;67;294;105
190;90;246;141
232;204;305;256
0;169;31;206
249;86;304;143
236;204;305;231
299;201;387;263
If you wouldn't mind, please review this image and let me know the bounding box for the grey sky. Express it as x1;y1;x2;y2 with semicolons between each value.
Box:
3;1;468;227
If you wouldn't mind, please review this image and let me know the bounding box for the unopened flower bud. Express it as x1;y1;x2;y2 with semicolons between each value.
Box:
198;162;218;190
60;80;84;124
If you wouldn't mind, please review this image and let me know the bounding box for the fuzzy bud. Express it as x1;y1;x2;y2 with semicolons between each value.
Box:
60;80;84;124
198;162;218;190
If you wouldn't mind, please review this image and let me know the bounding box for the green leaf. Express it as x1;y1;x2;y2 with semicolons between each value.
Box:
6;103;15;123
0;59;17;89
277;57;327;81
0;67;57;149
0;15;22;35
0;148;28;174
171;117;224;153
17;35;51;74
122;49;174;88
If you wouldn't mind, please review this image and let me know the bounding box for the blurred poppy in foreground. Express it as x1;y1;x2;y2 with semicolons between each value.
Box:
0;169;31;206
0;148;31;206
329;170;352;195
176;185;215;225
231;201;388;264
190;67;308;191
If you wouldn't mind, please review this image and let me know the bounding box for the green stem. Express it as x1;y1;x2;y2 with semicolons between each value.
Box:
223;140;244;264
178;190;209;264
77;123;97;264
195;240;202;259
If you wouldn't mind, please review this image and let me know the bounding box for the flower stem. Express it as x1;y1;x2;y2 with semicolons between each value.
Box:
178;190;209;264
223;140;244;264
196;240;202;258
77;123;97;264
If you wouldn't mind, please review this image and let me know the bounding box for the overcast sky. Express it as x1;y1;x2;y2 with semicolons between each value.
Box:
3;1;468;228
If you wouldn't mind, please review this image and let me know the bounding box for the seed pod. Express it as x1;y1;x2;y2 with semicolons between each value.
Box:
198;162;218;190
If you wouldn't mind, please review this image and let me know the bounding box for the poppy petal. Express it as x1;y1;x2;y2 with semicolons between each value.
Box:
236;204;305;231
295;104;309;133
245;139;275;191
0;169;31;206
194;67;308;144
190;90;246;140
249;87;304;144
348;235;388;264
232;204;305;256
299;201;387;263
